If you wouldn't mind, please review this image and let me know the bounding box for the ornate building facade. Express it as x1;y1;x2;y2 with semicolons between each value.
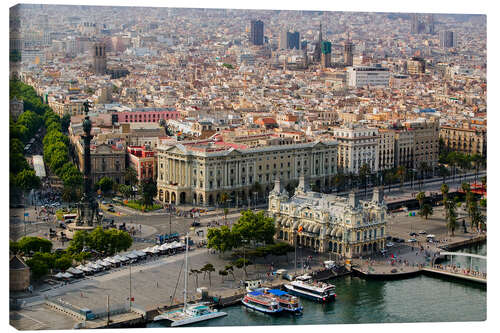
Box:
269;177;387;259
156;140;338;206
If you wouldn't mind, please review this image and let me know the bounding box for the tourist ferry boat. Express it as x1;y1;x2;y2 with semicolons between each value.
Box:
153;303;227;327
284;274;336;303
242;290;283;314
265;289;303;314
153;234;227;326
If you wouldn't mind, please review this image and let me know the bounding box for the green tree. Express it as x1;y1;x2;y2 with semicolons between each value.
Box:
190;269;202;289
61;113;71;133
54;256;73;271
441;183;449;207
219;192;230;206
201;263;215;287
17;236;53;254
97;177;114;193
416;192;426;210
207;226;238;253
140;178;157;208
10;240;20;254
232;210;276;245
15;169;41;191
234;257;252;279
218;269;229;282
119;184;133;198
419;203;433;220
26;258;49;280
445;200;457;236
124;167;138;186
224;265;235;280
396;166;406;190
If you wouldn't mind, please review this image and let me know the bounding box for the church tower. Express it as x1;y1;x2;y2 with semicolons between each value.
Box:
93;41;107;75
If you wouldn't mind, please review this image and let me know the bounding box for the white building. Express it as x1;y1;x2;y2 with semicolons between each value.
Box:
332;125;380;174
347;65;390;88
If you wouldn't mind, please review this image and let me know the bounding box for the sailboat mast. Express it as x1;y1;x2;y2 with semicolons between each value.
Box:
184;234;188;311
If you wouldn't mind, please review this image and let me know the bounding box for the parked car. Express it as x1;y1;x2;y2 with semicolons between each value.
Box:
407;238;417;243
409;232;418;237
108;207;115;212
191;221;201;227
386;242;394;247
418;230;427;235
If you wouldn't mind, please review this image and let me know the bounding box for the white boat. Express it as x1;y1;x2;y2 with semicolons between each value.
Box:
284;274;336;303
241;290;283;314
154;303;227;326
153;234;227;326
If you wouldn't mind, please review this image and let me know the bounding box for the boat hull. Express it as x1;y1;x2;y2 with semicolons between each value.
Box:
283;285;336;303
241;298;283;315
154;311;227;326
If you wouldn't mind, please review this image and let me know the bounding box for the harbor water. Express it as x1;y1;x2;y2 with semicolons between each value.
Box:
149;242;486;327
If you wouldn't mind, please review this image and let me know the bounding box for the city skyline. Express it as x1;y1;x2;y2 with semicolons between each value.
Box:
7;2;489;331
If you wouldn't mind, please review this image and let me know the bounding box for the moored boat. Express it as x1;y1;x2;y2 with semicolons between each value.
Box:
284;274;336;303
265;289;303;314
153;303;227;327
242;290;283;314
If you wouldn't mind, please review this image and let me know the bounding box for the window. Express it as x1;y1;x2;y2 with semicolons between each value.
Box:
357;232;360;241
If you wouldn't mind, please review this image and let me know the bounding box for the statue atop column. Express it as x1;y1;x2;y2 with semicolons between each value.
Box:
75;101;102;227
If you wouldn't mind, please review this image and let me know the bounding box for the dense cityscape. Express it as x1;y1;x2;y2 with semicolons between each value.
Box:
9;4;486;330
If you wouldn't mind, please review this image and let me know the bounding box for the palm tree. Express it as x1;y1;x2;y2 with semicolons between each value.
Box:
438;165;450;184
218;269;228;282
201;263;215;287
224;265;235;280
418;162;428;189
189;269;201;289
416;191;426;210
359;163;371;199
219;192;229;207
396;166;406;190
419;203;433;220
445;200;457;236
440;183;449;207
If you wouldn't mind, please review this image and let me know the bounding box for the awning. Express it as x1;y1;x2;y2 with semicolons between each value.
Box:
66;268;83;275
313;225;321;234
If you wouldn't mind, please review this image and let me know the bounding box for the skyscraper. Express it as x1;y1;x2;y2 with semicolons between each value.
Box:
440;30;456;48
279;29;288;49
288;31;300;50
321;41;331;68
250;20;264;46
93;41;107;75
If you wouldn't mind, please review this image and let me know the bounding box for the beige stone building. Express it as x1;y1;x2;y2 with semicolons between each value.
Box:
406;119;440;171
440;124;487;157
156;140;338;206
49;97;86;117
269;177;387;259
378;128;395;171
331;125;379;174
